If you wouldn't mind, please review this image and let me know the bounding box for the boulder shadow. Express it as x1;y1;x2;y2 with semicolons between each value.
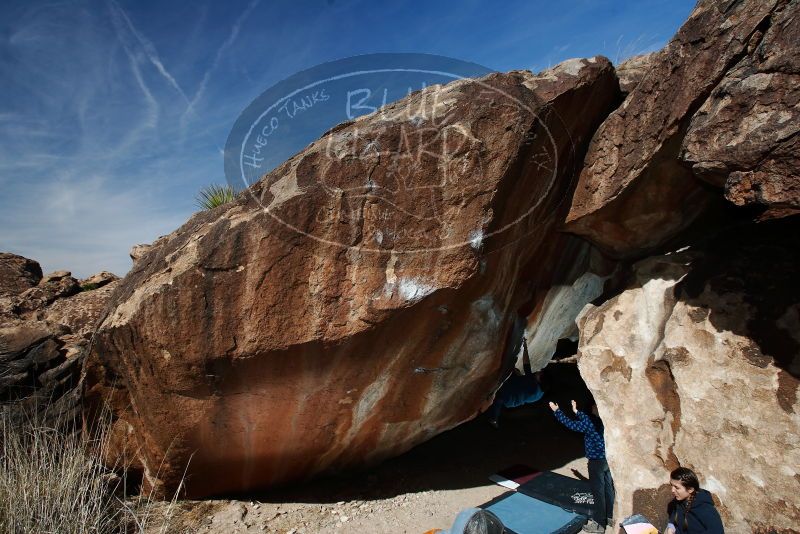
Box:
246;362;589;504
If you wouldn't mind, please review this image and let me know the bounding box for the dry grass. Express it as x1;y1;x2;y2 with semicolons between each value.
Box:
0;403;183;534
0;404;120;533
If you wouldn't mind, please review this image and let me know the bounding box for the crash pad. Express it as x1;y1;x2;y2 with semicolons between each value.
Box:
516;471;594;517
481;491;587;534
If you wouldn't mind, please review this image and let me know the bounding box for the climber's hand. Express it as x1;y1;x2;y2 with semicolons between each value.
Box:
548;402;558;412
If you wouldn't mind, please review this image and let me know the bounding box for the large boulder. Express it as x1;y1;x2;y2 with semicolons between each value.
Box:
565;0;798;257
86;58;620;497
681;0;800;219
0;252;42;298
575;218;800;532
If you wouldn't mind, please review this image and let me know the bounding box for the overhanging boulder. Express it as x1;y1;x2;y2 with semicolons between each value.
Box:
86;58;620;497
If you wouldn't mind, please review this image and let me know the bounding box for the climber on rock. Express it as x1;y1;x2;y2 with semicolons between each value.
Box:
487;337;545;428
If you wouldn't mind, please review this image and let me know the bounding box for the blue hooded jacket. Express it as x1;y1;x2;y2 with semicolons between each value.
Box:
666;489;724;534
496;373;543;408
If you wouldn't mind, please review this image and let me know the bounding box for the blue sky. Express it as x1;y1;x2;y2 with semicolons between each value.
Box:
0;0;695;278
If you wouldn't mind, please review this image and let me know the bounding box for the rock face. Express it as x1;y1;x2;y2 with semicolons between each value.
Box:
0;318;82;424
129;244;152;264
86;58;620;497
576;218;800;532
41;282;119;337
614;53;656;96
79;271;119;290
13;270;81;315
520;234;615;372
565;0;799;257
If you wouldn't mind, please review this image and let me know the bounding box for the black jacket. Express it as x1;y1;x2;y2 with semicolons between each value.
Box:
667;489;724;534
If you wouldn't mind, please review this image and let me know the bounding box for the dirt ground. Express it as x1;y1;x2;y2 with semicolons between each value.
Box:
145;363;597;534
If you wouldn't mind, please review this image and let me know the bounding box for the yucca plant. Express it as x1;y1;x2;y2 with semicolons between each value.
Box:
195;183;236;210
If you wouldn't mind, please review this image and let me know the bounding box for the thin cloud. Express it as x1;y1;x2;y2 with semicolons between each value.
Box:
106;0;161;154
107;0;190;104
183;0;262;123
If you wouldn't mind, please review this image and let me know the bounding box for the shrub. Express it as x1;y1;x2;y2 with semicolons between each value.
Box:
195;184;236;210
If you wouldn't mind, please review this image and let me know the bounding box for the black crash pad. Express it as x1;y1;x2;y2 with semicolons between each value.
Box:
516;471;595;518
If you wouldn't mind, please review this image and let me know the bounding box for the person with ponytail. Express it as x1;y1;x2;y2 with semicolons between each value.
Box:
665;467;724;534
550;399;613;533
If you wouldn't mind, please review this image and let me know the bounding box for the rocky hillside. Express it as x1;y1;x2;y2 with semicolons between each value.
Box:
0;253;118;425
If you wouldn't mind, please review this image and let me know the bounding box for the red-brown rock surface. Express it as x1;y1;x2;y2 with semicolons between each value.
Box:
86;58;620;497
565;0;798;257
